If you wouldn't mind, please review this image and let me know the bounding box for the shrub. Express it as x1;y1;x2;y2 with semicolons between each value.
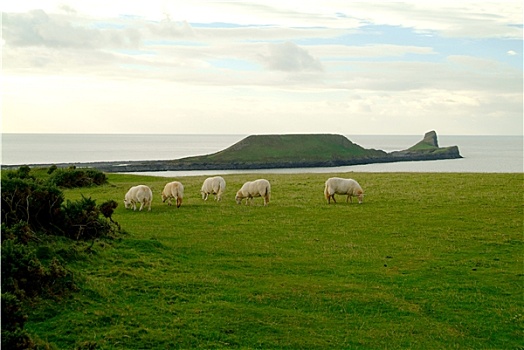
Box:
1;170;119;349
85;169;107;186
6;166;35;180
1;292;35;350
48;168;107;188
1;223;36;245
61;196;114;241
47;165;58;175
1;239;73;299
99;200;118;219
99;200;120;230
1;178;64;231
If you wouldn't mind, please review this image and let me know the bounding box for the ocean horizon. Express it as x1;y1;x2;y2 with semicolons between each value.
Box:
1;133;522;174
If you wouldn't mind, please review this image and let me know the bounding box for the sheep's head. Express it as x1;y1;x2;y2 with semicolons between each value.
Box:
235;191;243;204
357;191;364;204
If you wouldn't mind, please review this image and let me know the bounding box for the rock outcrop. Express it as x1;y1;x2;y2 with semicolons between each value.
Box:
413;130;439;148
388;130;461;161
5;131;462;172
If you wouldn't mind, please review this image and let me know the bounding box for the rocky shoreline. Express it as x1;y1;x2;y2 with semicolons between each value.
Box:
4;146;462;173
3;131;462;173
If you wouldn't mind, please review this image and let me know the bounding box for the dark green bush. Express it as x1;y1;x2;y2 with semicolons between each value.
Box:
1;178;118;242
48;168;107;188
1;222;35;244
1;238;73;299
1;178;64;231
6;166;35;180
1;167;118;349
1;238;73;348
47;165;58;175
1;292;35;350
99;200;118;219
85;169;107;186
61;196;113;241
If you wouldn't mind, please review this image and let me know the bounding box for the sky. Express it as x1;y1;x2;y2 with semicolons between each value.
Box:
2;1;523;135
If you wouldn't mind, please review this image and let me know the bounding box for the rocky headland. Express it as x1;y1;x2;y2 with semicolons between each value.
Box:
6;131;461;172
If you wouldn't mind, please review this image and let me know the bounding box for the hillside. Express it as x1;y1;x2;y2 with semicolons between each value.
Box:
193;134;386;164
388;131;462;161
408;130;441;150
5;131;462;172
159;131;460;171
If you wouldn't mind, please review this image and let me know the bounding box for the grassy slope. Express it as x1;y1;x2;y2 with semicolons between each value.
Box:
406;133;454;153
26;172;523;349
408;141;439;151
181;134;385;164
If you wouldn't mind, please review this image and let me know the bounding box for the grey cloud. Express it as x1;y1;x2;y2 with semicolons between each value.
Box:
2;10;141;49
58;4;78;15
260;41;323;72
147;18;195;38
3;10;93;48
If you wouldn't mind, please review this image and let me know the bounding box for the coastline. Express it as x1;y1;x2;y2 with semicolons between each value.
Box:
2;132;463;173
2;146;461;173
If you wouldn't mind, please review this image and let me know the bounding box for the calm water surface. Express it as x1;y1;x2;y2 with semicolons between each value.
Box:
2;134;522;174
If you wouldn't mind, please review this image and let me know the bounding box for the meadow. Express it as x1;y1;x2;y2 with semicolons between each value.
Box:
25;172;522;349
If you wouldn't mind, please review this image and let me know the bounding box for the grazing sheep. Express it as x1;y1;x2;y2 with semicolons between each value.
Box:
201;176;226;201
124;185;153;211
161;181;184;208
235;179;271;206
324;177;364;204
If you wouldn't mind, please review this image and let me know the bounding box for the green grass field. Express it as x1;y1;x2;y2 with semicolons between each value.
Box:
25;172;523;349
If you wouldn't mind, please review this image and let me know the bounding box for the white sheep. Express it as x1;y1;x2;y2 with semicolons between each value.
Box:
124;185;153;211
324;177;364;204
201;176;226;201
161;181;184;208
235;179;271;206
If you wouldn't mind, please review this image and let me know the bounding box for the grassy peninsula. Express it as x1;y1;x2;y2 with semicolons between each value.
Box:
22;171;523;349
3;131;461;172
194;133;385;163
109;131;460;172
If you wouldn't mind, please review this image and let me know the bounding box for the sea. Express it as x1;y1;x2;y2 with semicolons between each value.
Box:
1;134;522;176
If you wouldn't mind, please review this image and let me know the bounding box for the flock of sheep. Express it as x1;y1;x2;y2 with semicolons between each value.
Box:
123;176;364;211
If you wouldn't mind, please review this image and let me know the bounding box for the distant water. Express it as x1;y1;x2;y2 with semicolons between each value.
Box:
1;134;522;174
1;134;245;165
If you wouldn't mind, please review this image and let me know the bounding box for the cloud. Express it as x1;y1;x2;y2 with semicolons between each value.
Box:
2;1;522;135
259;41;323;72
340;2;523;39
2;10;141;49
147;18;195;39
3;10;89;48
308;44;436;59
